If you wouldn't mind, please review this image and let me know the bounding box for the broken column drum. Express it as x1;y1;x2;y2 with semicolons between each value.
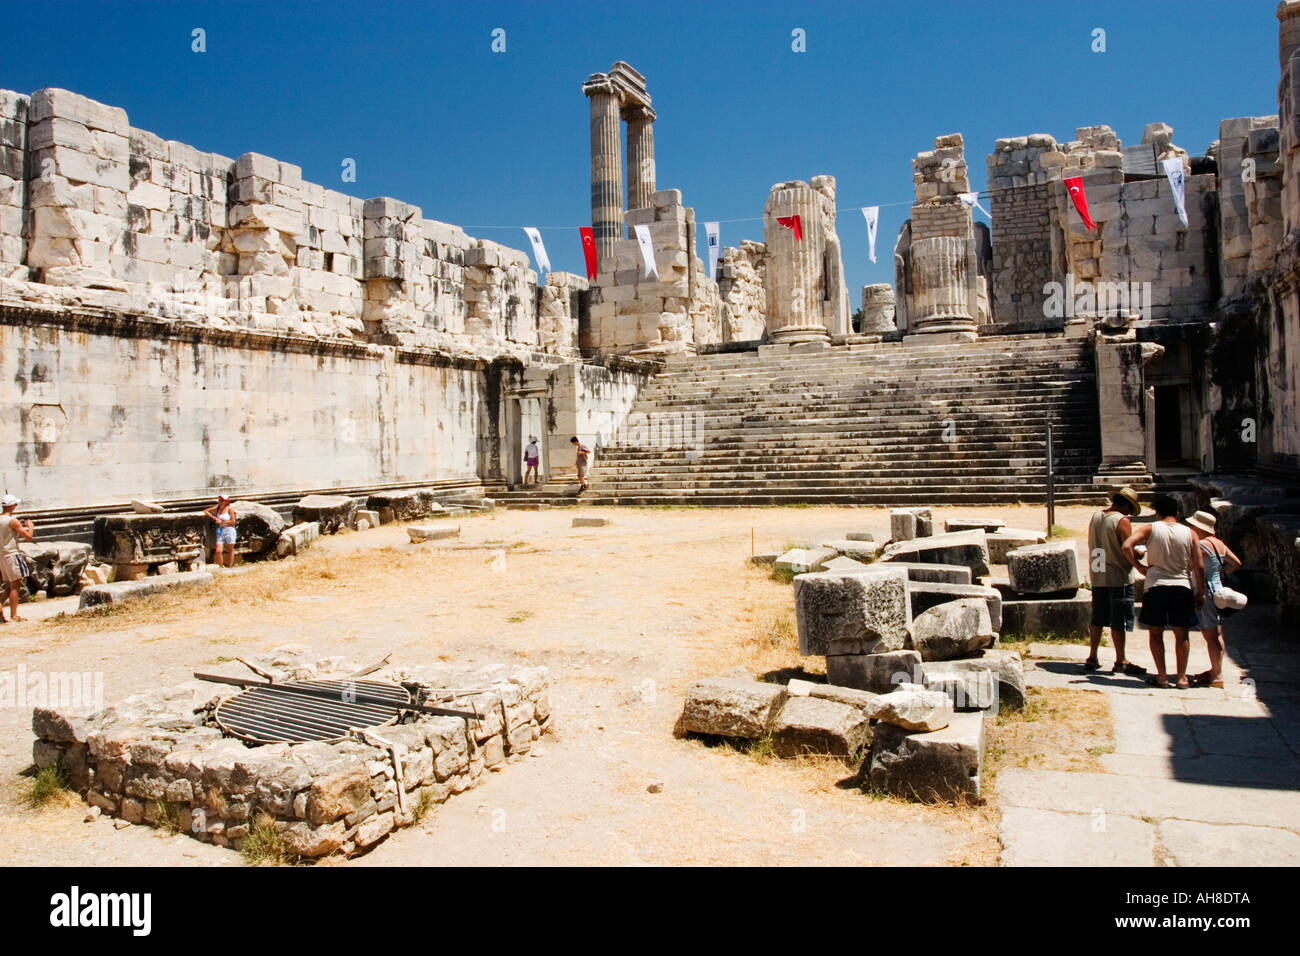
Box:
625;104;657;219
763;181;829;344
908;236;977;337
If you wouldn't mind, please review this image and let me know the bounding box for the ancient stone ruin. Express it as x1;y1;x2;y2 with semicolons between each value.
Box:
31;645;551;859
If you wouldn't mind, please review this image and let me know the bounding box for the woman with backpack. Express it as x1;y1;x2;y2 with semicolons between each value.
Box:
1184;510;1243;689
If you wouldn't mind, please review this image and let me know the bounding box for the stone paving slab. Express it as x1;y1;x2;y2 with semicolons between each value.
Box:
999;806;1155;866
997;768;1300;830
1098;752;1300;788
1158;820;1300;867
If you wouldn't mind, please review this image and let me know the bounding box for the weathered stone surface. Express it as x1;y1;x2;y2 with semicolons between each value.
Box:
292;494;358;535
787;679;879;709
909;598;995;661
945;517;1005;534
130;499;164;514
365;488;442;523
355;509;380;531
923;649;1026;709
770;696;872;761
407;524;460;542
1000;590;1091;640
572;516;611;527
674;677;787;739
909;581;1002;632
1257;515;1300;614
794;568;910;656
882;530;990;577
877;561;972;585
78;570;214;609
822;555;871;573
866;711;985;804
1007;541;1082;594
844;531;875;542
775;546;837;574
864;688;954;732
988;528;1049;564
21;540;92;596
890;507;933;542
92;512;207;566
922;667;998;711
749;553;778;566
820;539;884;562
230;500;286;557
826;649;924;693
276;521;319;557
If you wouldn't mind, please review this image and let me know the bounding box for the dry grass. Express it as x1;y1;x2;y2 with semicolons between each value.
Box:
984;687;1113;787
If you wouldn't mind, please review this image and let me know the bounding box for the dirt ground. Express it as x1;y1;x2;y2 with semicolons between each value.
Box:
0;503;1110;866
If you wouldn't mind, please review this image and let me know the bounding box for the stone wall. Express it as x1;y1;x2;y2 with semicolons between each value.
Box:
716;240;766;342
0;300;552;510
1;87;581;355
986;135;1062;331
584;188;720;355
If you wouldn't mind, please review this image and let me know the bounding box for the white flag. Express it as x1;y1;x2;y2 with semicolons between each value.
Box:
522;227;550;275
1162;158;1187;227
704;221;720;280
959;192;991;219
633;223;658;279
861;206;879;263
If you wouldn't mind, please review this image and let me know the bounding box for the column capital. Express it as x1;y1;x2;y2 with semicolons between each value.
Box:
582;75;618;98
621;103;656;124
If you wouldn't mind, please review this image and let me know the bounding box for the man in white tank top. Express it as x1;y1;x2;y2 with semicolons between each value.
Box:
1122;494;1205;689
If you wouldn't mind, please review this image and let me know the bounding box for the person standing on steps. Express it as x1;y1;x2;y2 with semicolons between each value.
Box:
0;494;34;624
523;435;540;486
571;436;591;493
1184;510;1241;689
204;494;237;568
1122;494;1205;689
1084;486;1145;676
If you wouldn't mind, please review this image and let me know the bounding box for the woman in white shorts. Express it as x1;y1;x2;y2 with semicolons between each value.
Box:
204;495;237;568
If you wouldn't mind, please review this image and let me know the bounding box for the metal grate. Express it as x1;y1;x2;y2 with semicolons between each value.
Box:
214;679;411;744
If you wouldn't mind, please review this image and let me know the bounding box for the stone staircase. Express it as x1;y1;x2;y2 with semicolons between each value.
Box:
492;335;1108;507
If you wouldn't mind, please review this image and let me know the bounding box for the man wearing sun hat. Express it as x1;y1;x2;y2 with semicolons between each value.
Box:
1084;486;1145;675
0;493;35;623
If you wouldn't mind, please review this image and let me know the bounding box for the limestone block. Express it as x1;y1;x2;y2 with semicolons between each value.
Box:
909;598;995;661
922;649;1026;710
794;567;911;656
774;546;837;574
922;668;998;711
407;525;460;543
890;507;933;541
770;696;872;762
292;495;358;535
909;582;1002;632
78;571;215;610
275;522;320;558
865;711;984;804
674;677;788;739
823;555;871;573
1006;541;1082;594
365;488;442;523
881;530;990;577
875;561;972;585
864;688;953;732
944;517;1005;534
819;539;884;562
999;590;1093;640
786;680;880;710
825;649;923;693
20;541;93;597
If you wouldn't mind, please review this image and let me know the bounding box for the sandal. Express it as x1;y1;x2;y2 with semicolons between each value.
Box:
1119;661;1147;676
1084;659;1102;672
1191;671;1225;689
1174;678;1190;690
1147;676;1171;689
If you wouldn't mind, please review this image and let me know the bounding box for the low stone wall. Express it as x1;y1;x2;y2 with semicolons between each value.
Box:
31;646;552;859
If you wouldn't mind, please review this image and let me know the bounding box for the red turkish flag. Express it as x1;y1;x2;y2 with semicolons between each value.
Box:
777;214;803;241
1064;177;1096;231
579;227;597;280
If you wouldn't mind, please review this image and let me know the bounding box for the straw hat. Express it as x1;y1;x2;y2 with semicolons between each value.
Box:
1186;510;1217;536
1114;486;1140;513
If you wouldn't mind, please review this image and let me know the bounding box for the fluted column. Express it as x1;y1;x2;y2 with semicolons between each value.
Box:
763;180;829;344
625;105;656;222
860;283;897;333
583;77;623;260
909;236;977;337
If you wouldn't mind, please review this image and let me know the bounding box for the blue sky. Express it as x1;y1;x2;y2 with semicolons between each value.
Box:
0;0;1282;303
